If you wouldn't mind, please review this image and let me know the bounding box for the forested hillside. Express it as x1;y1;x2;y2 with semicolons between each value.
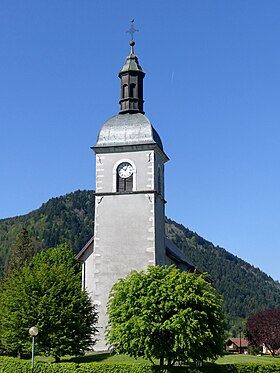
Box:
165;220;280;333
0;190;95;275
1;189;280;334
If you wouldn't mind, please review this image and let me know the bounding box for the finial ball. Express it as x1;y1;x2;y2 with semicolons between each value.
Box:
130;40;135;47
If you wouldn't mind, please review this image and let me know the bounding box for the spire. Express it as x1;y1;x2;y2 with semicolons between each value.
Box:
119;21;145;114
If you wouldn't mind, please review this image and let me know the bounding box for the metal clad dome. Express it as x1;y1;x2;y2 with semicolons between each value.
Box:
95;113;163;151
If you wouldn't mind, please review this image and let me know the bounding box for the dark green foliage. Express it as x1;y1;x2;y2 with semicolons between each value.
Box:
0;244;97;360
1;190;280;333
165;218;280;333
107;266;225;365
6;227;35;276
0;190;95;276
1;357;280;373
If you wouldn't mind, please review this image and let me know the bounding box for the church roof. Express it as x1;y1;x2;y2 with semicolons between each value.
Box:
76;236;197;274
75;236;94;261
93;112;164;151
165;238;196;271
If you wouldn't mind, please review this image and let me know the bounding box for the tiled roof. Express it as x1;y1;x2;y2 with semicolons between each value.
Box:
226;338;249;348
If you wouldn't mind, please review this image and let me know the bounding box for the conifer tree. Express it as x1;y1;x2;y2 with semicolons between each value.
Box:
6;227;35;275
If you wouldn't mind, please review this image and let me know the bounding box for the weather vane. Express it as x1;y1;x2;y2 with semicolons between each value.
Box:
126;19;138;41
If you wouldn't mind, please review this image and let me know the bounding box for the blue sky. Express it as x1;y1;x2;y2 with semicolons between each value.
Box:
0;1;280;280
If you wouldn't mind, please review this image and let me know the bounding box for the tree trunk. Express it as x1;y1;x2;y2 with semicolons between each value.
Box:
160;357;164;366
17;350;21;359
54;356;61;363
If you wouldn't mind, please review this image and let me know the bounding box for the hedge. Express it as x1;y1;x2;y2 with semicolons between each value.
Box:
1;357;280;373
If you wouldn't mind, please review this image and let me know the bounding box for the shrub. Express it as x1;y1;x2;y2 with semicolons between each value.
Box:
1;357;280;373
107;266;225;365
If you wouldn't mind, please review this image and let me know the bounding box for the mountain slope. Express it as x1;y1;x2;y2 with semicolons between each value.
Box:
1;189;279;334
165;219;280;332
0;190;95;274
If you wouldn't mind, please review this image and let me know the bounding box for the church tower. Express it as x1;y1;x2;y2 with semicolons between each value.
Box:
91;39;168;350
77;35;194;351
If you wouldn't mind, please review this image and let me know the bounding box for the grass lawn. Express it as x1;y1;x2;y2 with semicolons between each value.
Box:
35;352;280;366
216;354;280;365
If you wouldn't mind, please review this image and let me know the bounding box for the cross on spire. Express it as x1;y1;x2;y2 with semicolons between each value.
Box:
126;19;139;41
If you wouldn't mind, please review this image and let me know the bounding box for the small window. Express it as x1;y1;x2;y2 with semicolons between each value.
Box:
122;84;128;98
129;83;136;97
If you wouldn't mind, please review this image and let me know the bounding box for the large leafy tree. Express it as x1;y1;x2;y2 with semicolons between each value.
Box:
106;265;225;366
0;244;97;361
246;308;280;356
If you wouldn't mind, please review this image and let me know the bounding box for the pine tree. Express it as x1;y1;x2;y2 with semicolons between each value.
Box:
6;227;35;275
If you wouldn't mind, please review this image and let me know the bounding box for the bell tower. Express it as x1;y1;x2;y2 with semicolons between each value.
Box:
119;40;145;114
77;32;171;351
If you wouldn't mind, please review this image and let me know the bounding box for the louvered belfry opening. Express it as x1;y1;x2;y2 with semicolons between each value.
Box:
117;174;133;192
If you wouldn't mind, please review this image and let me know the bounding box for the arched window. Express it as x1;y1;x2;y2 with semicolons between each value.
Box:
117;162;133;192
129;83;136;97
122;84;128;98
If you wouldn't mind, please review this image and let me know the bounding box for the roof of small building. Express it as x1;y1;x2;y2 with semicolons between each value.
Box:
226;338;249;348
93;112;164;151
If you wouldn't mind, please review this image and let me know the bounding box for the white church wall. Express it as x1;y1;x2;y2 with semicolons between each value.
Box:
95;149;156;193
92;192;157;350
91;148;165;350
81;244;94;293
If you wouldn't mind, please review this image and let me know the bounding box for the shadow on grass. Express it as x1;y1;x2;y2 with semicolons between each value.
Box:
65;352;112;363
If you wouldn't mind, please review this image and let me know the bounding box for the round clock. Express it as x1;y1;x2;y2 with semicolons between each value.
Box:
118;162;133;178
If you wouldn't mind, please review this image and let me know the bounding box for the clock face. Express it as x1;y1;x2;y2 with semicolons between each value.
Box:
118;162;133;179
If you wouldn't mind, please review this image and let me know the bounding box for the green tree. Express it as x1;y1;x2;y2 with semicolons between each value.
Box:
6;227;35;275
106;265;225;366
0;244;97;361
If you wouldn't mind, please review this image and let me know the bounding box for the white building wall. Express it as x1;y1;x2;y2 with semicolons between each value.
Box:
82;245;94;293
95;150;156;193
87;148;166;351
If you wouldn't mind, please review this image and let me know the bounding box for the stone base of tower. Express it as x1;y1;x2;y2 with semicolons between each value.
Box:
92;304;110;352
76;235;196;353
